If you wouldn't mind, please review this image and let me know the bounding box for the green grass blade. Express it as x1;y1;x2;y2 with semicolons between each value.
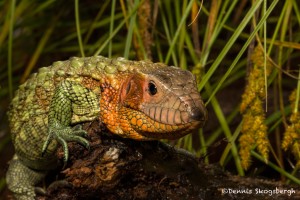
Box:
164;0;194;63
93;1;142;56
205;83;244;176
75;0;85;57
200;0;238;66
108;0;116;57
294;70;300;113
206;0;279;104
8;0;16;99
206;106;240;147
159;3;178;66
198;0;263;91
251;151;300;184
123;0;139;58
83;1;110;45
20;15;59;82
219;121;242;168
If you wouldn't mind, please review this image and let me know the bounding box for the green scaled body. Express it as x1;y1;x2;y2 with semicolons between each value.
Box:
8;56;122;170
7;56;134;199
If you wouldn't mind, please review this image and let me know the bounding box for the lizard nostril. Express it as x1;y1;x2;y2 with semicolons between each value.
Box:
189;106;207;122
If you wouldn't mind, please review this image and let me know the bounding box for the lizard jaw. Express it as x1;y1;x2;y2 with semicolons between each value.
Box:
116;106;205;140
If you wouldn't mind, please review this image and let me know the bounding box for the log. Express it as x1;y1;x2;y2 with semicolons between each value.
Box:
37;120;300;200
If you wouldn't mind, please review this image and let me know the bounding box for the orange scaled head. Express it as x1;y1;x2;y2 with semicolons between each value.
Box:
100;63;207;140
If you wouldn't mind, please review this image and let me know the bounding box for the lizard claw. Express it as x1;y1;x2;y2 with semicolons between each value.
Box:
71;124;90;138
41;123;90;165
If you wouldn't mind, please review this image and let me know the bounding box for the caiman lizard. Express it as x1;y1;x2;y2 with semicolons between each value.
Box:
6;56;207;199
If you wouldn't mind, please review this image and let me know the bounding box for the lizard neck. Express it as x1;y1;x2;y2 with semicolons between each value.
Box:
99;75;128;136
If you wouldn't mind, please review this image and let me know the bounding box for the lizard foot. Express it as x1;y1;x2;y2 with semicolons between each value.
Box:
42;123;90;164
6;156;46;200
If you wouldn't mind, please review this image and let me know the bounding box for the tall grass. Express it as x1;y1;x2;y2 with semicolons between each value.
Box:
1;0;300;188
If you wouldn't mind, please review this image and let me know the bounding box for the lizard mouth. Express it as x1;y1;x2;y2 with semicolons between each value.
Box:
119;106;205;140
138;106;207;139
139;117;205;140
141;105;207;126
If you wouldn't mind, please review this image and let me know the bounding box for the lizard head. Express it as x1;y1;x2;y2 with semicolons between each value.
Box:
100;62;207;140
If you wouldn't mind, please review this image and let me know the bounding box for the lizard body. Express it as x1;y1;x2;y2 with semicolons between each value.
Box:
6;56;207;199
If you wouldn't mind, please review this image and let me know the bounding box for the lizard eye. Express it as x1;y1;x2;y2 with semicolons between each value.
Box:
148;81;157;96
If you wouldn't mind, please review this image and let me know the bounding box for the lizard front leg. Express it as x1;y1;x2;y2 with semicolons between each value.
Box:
42;80;100;164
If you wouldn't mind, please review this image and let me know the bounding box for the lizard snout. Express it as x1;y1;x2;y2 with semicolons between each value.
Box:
189;106;207;122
